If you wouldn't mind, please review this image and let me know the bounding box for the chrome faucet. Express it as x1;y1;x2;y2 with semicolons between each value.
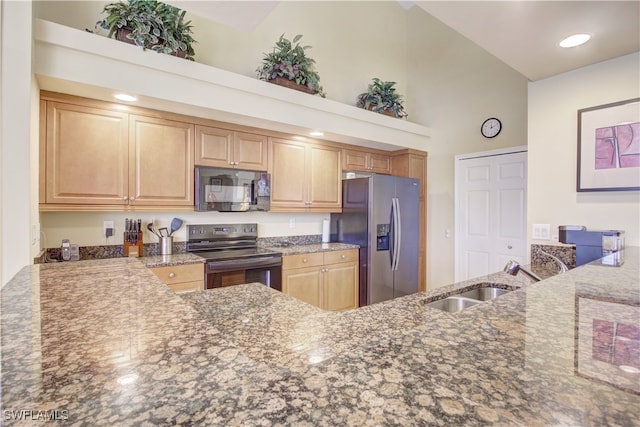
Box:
504;260;542;282
539;249;570;273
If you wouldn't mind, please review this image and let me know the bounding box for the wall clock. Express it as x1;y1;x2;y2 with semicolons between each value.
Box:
481;117;502;138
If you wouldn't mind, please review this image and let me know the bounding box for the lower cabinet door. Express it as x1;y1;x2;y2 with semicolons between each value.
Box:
283;267;322;308
324;262;358;311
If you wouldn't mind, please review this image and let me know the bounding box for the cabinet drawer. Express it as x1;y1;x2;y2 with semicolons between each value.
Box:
283;252;324;270
150;264;204;285
323;249;358;265
168;280;204;294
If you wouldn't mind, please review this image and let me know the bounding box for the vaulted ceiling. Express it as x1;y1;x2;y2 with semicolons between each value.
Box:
167;1;640;82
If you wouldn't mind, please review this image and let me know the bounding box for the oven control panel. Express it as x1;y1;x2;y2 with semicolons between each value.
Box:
187;223;258;241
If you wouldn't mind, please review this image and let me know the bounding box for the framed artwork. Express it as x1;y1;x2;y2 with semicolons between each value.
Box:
574;293;640;394
577;98;640;191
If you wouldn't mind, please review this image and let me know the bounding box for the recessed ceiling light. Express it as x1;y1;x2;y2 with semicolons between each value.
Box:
114;93;137;102
559;33;591;48
309;131;324;137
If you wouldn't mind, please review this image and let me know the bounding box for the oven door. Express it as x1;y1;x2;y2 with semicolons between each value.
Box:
206;257;282;291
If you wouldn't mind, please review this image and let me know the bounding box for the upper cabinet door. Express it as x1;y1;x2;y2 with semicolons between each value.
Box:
368;152;392;174
194;125;233;168
269;137;307;209
269;138;342;212
45;102;129;205
343;149;368;171
343;149;391;174
129;115;194;206
195;125;268;171
234;132;268;171
307;144;341;210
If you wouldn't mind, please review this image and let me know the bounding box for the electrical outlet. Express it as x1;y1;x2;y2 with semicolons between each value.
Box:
104;220;114;238
289;218;296;229
532;223;551;240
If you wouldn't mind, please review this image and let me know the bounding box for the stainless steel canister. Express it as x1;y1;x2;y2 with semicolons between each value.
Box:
160;236;173;255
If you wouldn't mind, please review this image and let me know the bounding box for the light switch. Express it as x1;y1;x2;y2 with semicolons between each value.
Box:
532;223;551;240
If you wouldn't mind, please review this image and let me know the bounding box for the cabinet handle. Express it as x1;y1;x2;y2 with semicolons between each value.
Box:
122;196;128;202
129;196;135;202
302;258;308;263
341;254;346;259
507;245;513;250
168;272;175;278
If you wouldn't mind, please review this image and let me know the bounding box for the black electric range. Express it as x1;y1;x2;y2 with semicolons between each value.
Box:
186;223;282;290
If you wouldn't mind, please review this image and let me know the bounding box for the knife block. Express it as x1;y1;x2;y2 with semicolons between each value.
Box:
124;233;143;257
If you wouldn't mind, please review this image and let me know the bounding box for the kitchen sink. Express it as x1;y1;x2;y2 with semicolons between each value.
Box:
424;284;514;313
457;287;510;301
424;296;480;313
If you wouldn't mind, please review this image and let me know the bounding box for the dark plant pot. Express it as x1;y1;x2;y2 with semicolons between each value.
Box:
116;28;187;59
364;103;400;118
269;76;316;95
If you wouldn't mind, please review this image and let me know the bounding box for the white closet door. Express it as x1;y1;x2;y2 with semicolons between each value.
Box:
456;149;527;281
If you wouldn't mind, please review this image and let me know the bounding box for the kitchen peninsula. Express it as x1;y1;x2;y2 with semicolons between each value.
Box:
1;249;638;425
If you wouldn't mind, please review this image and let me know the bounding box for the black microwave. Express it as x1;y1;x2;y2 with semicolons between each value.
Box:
195;166;270;212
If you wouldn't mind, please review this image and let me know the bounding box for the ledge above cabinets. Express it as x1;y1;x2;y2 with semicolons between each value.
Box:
34;19;431;152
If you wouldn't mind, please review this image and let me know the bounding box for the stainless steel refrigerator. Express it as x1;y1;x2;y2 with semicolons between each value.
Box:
330;175;420;306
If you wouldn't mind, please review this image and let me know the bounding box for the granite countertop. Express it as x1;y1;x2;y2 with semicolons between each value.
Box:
139;252;205;268
1;249;638;425
265;242;359;256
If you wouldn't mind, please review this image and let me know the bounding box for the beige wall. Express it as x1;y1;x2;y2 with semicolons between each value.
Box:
407;8;528;288
1;1;35;285
30;1;530;289
528;53;640;247
34;1;410;110
41;211;327;247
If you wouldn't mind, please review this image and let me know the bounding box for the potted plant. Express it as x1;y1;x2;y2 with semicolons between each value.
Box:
356;78;408;119
256;34;326;97
96;0;196;60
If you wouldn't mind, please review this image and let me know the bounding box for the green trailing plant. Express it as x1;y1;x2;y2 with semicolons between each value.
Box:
256;34;326;97
97;0;196;60
356;78;408;119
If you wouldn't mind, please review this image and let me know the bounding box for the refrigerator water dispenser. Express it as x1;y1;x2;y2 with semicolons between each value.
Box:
377;224;390;251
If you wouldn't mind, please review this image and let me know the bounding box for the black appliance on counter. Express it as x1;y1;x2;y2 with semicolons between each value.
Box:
559;225;624;267
187;223;282;290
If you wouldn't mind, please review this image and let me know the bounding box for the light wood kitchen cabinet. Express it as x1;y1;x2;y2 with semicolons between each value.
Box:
195;125;268;171
392;149;427;292
282;249;358;311
149;263;204;293
44;101;129;205
129;115;194;207
269;138;342;212
40;95;195;210
343;149;391;174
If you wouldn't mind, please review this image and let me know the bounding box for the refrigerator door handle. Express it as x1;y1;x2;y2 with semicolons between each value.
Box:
391;197;401;271
389;199;395;268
